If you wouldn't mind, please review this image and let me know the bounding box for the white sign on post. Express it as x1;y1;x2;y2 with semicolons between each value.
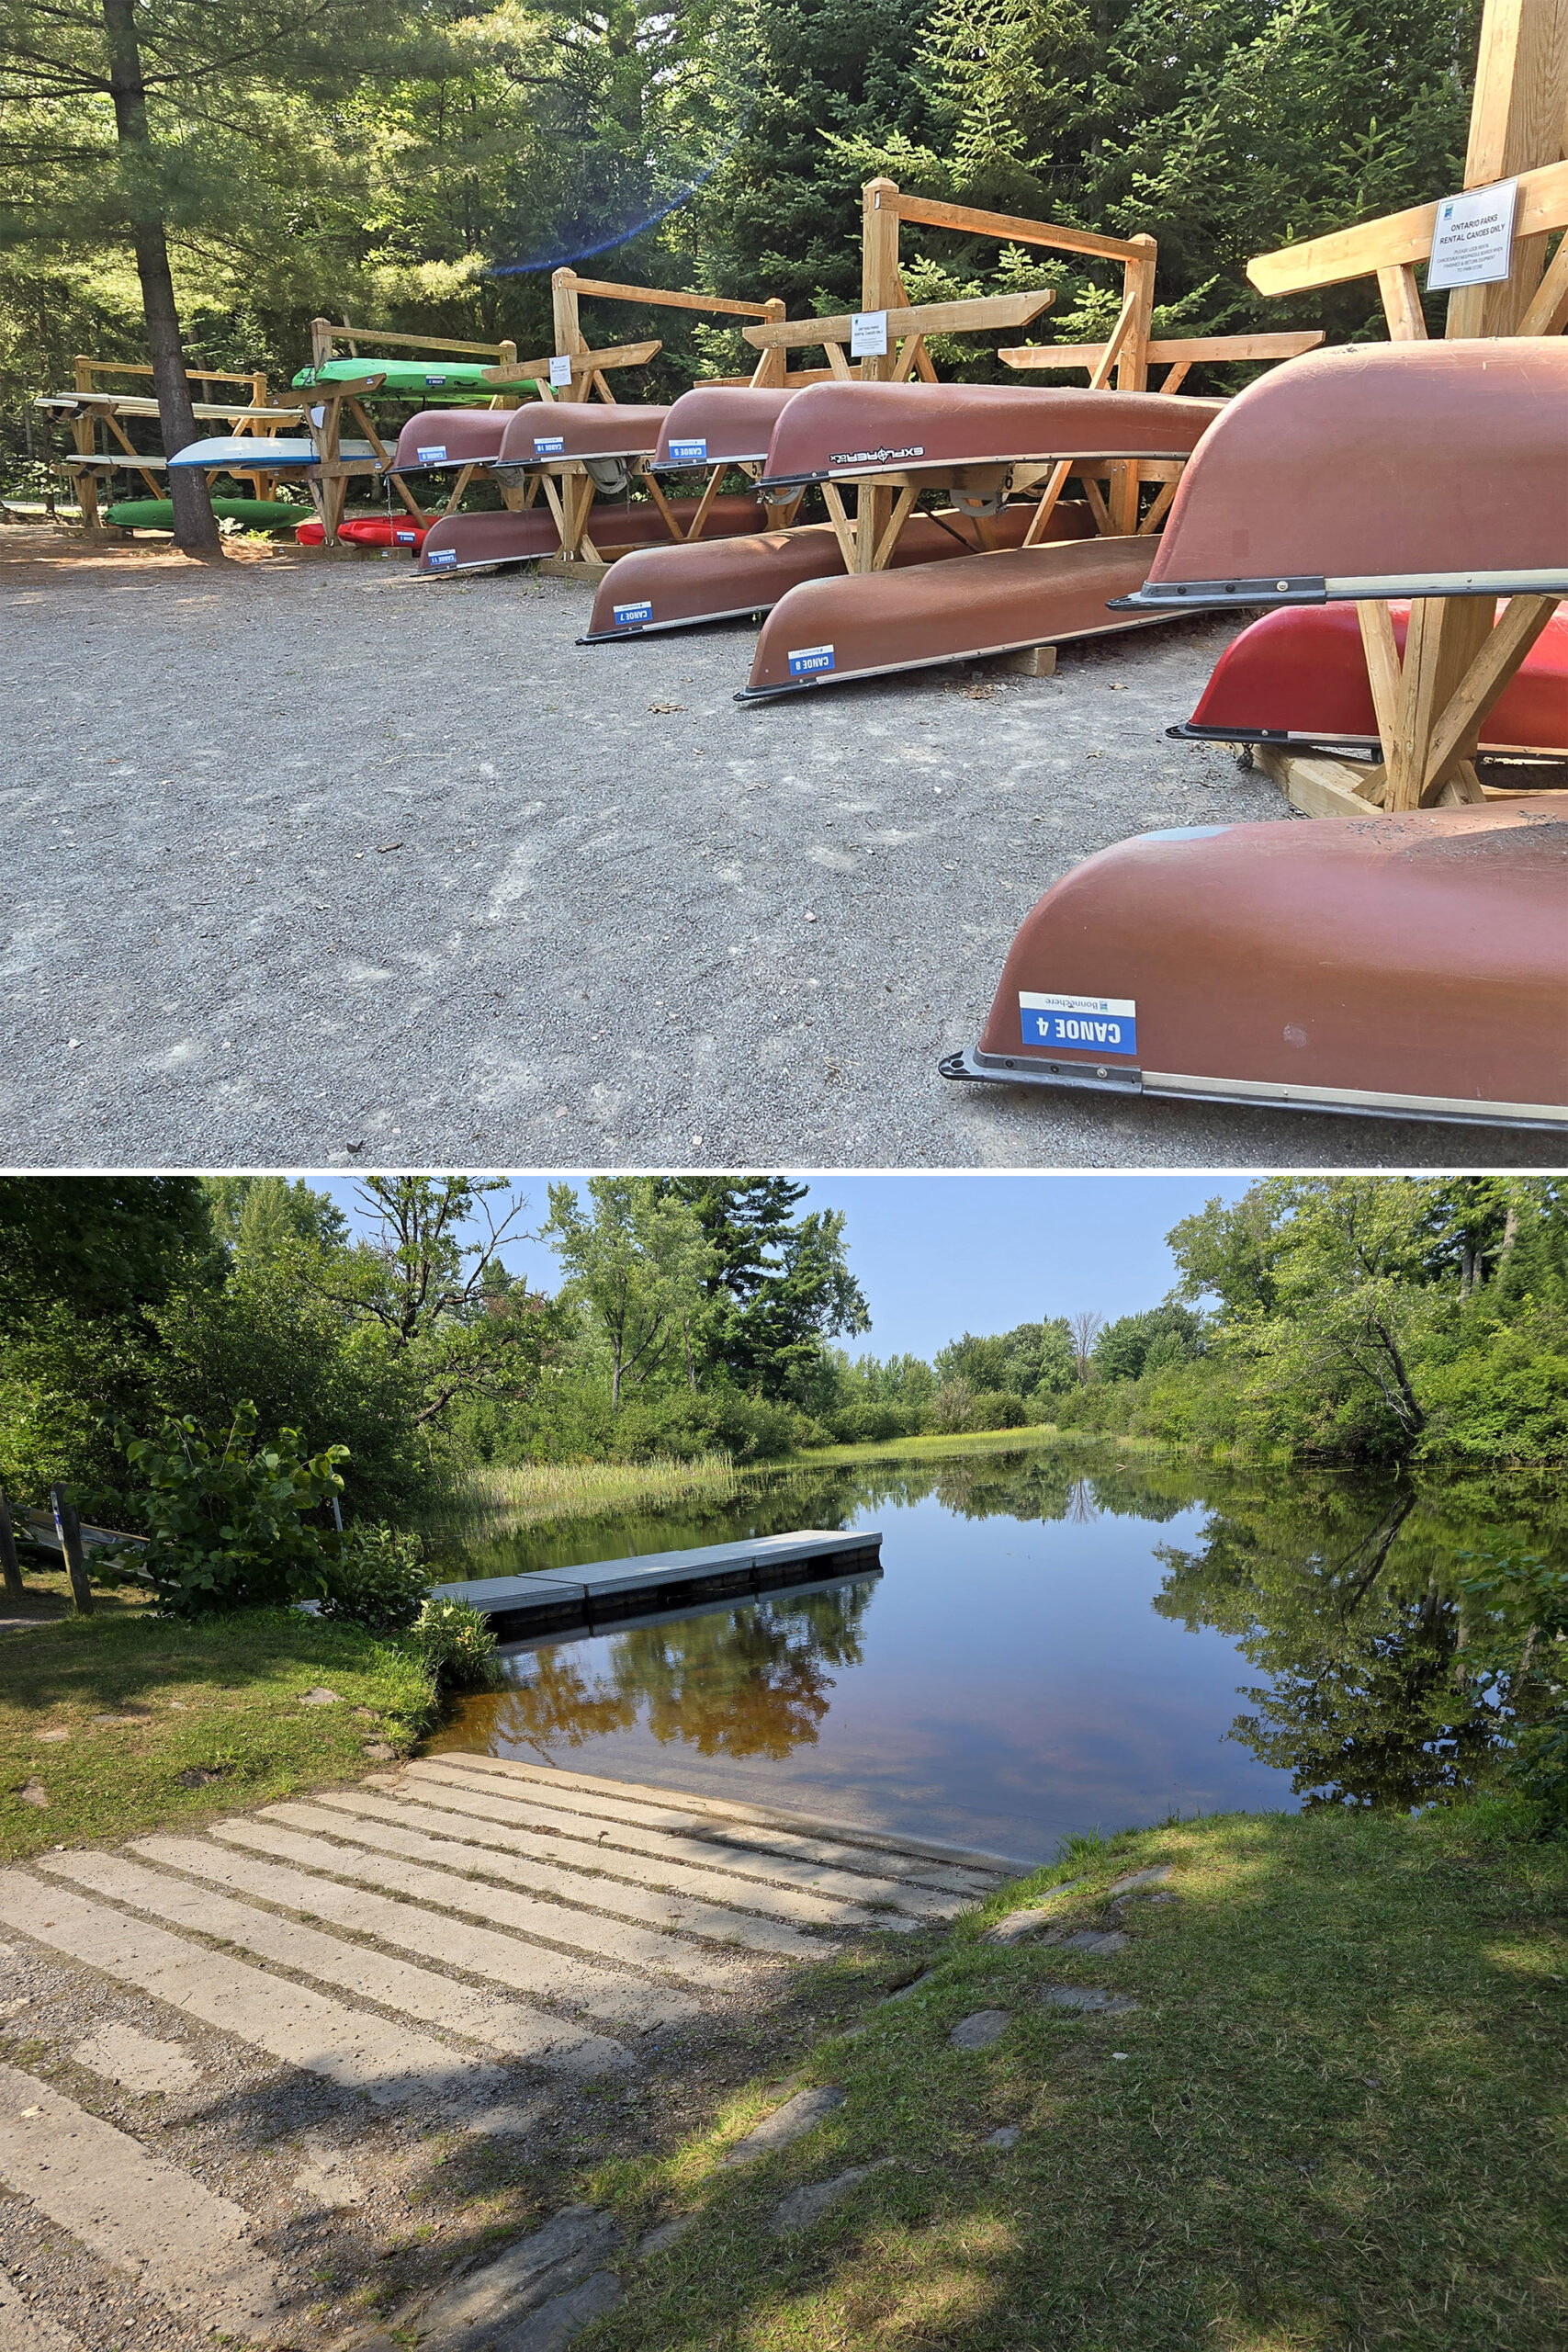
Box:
1426;177;1518;290
850;311;889;359
548;353;574;387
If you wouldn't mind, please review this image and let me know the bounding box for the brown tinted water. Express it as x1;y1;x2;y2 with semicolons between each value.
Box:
428;1450;1563;1862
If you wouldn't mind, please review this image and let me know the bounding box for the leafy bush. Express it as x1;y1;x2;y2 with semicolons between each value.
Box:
109;1403;347;1615
827;1400;931;1444
1457;1549;1568;1826
410;1594;499;1690
320;1523;432;1635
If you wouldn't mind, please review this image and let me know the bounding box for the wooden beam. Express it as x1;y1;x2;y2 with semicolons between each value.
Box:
1357;600;1405;763
309;321;513;360
998;330;1325;370
1518;230;1568;329
1247;154;1568;295
1384;598;1499;807
880;187;1145;266
558;273;777;320
1377;263;1429;339
743;291;1055;350
483;342;660;387
1257;747;1388;818
1419;594;1562;791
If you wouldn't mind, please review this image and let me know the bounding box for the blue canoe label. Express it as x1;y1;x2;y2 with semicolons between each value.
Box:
614;600;653;627
669;437;708;464
788;643;835;677
415;445;447;464
394;529;418;544
424;373;446;386
534;435;566;456
1019;990;1137;1057
426;547;458;570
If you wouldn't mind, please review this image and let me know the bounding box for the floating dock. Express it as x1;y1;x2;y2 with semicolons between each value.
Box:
432;1528;882;1642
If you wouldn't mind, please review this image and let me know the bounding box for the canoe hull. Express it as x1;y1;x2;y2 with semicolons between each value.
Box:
390;411;511;469
651;385;803;469
496;401;669;464
418;493;769;573
581;501;1096;640
759;380;1223;486
944;807;1568;1127
1171;599;1568;760
1120;340;1568;610
739;532;1163;698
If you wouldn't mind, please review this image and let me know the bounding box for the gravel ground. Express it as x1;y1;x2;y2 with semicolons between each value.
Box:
2;531;1554;1171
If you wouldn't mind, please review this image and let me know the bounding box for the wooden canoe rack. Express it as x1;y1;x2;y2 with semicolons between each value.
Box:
1245;0;1568;816
300;321;524;545
496;271;786;563
45;356;276;528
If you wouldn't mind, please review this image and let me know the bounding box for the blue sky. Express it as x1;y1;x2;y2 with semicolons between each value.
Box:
319;1174;1248;1360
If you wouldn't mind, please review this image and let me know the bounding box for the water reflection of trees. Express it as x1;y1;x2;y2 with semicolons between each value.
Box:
485;1580;874;1761
1152;1471;1567;1809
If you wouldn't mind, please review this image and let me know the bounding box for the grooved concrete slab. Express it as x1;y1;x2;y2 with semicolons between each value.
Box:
770;2165;874;2234
950;2009;1010;2051
413;2204;618;2349
1061;1929;1128;1956
40;1849;625;2075
400;1759;964;1917
1041;1986;1137;2015
1107;1866;1174;1897
131;1830;686;2030
220;1810;742;1987
985;1882;1087;1942
306;1784;861;1947
0;2062;281;2339
724;2085;844;2166
68;2023;200;2096
0;1871;491;2109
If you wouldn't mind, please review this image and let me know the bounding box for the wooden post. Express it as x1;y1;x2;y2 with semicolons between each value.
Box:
0;1490;23;1603
1448;0;1568;338
856;178;903;571
50;1488;94;1617
1110;232;1157;533
754;299;787;389
71;355;101;529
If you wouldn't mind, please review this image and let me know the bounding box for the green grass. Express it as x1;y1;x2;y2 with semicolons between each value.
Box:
428;1453;747;1536
571;1806;1566;2351
787;1424;1165;1470
0;1606;433;1861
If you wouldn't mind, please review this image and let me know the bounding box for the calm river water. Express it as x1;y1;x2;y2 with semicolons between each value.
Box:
428;1448;1563;1862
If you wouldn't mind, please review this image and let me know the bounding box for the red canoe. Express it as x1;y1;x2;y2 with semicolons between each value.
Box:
418;493;768;574
495;401;670;465
579;501;1092;640
1114;340;1568;614
942;806;1568;1129
758;380;1223;487
1173;600;1568;761
650;385;804;470
295;515;428;550
389;410;511;470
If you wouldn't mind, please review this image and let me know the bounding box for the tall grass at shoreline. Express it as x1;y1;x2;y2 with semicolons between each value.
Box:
427;1453;747;1537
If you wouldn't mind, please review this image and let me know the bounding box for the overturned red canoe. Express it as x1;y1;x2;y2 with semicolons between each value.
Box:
1114;340;1568;614
580;501;1092;640
942;806;1568;1129
758;380;1223;486
739;531;1161;698
1173;600;1568;760
651;385;804;469
295;514;429;549
495;401;669;465
389;410;512;470
419;492;768;573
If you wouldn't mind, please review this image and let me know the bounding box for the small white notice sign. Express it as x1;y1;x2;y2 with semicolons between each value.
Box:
548;353;574;387
850;311;889;358
1427;177;1517;290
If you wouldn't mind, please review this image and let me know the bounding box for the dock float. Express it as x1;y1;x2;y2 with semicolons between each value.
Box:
432;1528;882;1642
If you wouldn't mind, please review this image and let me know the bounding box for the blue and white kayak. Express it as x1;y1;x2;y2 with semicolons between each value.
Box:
168;437;377;468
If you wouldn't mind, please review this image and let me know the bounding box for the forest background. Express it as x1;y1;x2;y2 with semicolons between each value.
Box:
0;0;1486;492
1;1172;1562;1538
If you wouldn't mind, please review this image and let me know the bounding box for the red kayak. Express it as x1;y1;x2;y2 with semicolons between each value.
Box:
1175;601;1568;762
295;515;429;551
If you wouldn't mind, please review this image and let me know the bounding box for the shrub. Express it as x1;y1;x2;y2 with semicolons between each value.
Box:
827;1401;931;1444
108;1403;346;1615
410;1594;500;1691
320;1523;432;1635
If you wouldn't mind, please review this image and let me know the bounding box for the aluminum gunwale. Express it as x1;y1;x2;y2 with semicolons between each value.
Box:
734;605;1174;701
1117;569;1568;611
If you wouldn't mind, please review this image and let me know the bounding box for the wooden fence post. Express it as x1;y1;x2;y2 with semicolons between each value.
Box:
50;1487;95;1617
856;178;904;571
0;1490;23;1602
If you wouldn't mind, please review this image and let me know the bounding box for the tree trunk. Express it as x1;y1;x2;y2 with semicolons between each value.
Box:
100;0;220;554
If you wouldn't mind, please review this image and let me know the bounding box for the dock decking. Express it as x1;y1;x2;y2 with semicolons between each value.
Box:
432;1529;882;1641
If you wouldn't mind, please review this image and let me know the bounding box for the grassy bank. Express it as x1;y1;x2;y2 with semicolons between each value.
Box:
428;1452;747;1539
789;1424;1168;1470
576;1804;1565;2350
0;1607;431;1862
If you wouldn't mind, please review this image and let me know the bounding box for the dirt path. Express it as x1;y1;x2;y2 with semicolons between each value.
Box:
4;534;1545;1171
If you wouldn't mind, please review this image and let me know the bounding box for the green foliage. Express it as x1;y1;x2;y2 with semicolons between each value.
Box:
1093;1304;1204;1383
319;1522;432;1636
110;1402;347;1616
1457;1551;1568;1825
0;1176;216;1318
409;1592;499;1690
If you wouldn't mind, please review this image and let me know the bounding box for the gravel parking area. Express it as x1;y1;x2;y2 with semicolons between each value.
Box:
2;532;1553;1170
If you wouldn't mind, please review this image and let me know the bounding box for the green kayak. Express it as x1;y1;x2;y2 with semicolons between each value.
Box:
291;357;534;398
105;497;310;534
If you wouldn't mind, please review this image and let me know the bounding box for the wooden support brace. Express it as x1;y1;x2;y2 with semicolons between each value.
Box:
50;1488;94;1617
684;464;728;543
872;483;920;569
820;481;859;570
1023;458;1075;547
